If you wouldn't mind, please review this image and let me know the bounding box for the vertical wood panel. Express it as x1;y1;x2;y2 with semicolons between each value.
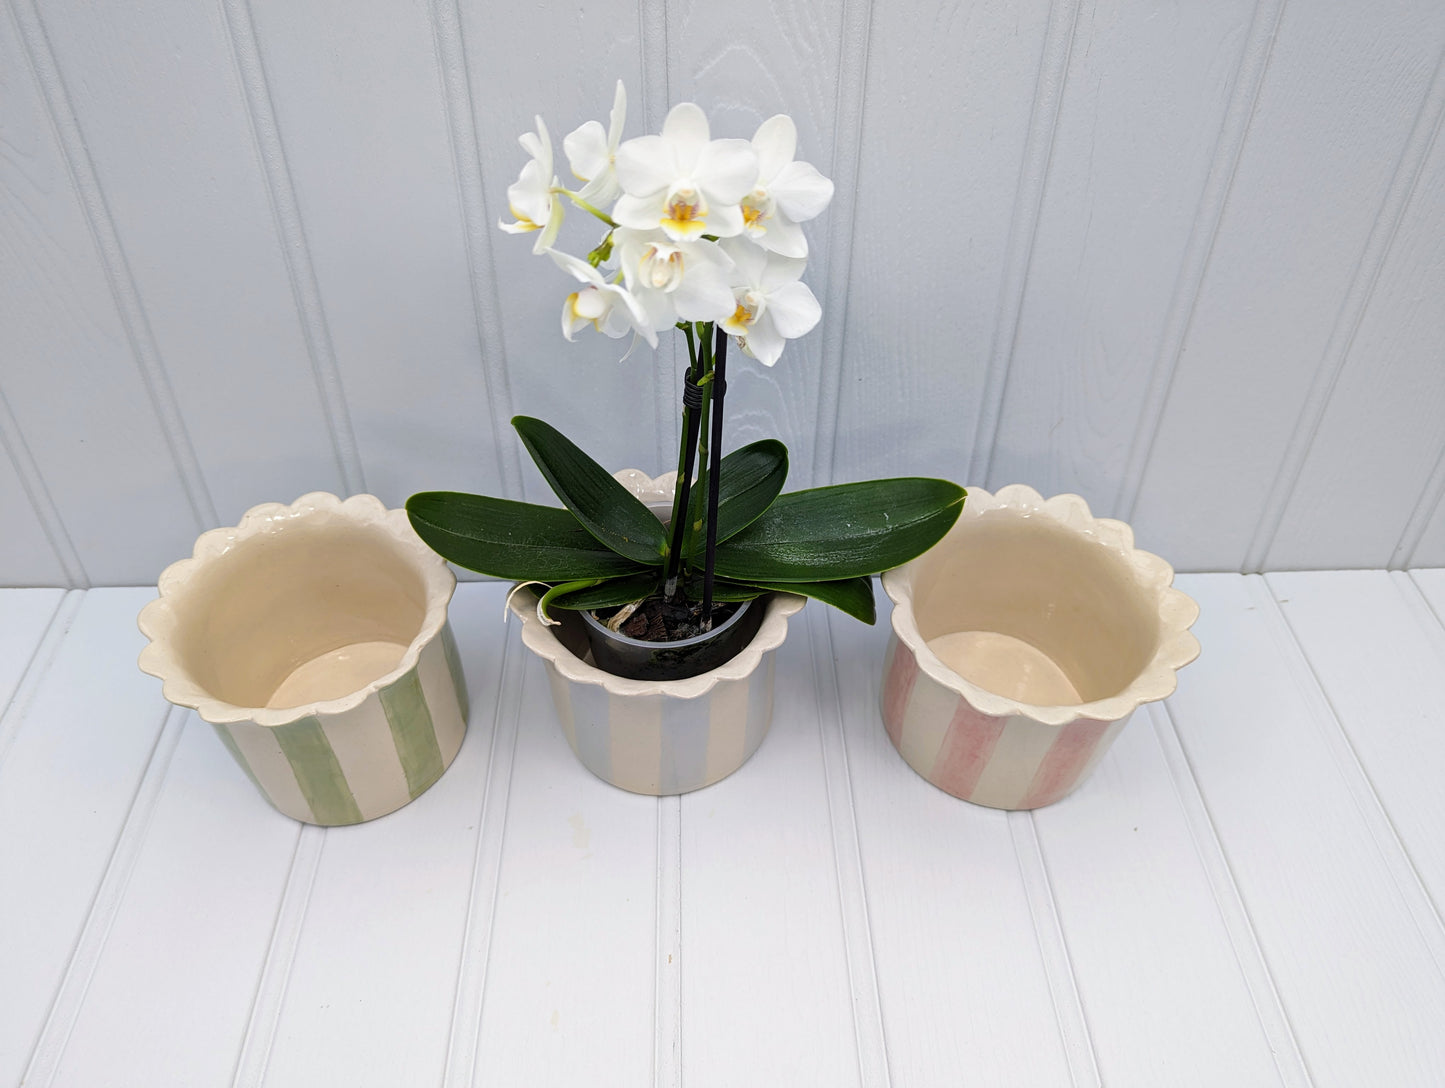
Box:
246;0;504;506
991;0;1255;507
0;587;63;707
471;657;657;1087
259;586;505;1087
1269;571;1445;917
0;589;168;1084
45;716;299;1088
1267;76;1445;569
680;615;860;1088
666;0;847;484
834;0;1053;487
1;5;199;585
1170;574;1445;1087
31;0;346;524
1414;498;1445;567
455;2;654;500
827;605;1076;1086
1131;1;1445;571
0;440;68;586
5;1;1445;582
1031;716;1289;1087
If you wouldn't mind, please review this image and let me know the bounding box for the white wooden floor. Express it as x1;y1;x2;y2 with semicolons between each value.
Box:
3;573;1445;1087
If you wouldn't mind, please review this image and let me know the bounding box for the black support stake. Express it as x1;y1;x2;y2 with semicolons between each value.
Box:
701;329;727;627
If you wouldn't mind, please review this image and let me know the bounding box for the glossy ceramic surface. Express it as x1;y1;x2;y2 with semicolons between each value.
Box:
137;492;469;825
881;485;1199;809
510;469;804;796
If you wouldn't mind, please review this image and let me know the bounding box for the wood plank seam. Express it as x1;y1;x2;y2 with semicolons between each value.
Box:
1008;810;1101;1088
442;632;525;1088
808;0;873;489
1249;51;1445;572
1406;570;1445;632
218;0;368;497
1395;442;1445;570
0;588;82;770
1393;569;1445;660
1118;0;1285;523
21;704;187;1086
1257;574;1445;982
1146;700;1314;1088
968;0;1080;488
5;0;217;531
817;608;892;1088
427;0;525;500
0;389;87;586
639;0;678;475
653;795;682;1088
230;822;323;1088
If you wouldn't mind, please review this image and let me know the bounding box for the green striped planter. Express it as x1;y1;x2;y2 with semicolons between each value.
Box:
139;493;470;827
211;622;469;825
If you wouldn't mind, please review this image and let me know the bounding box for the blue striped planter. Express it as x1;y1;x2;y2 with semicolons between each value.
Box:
513;589;804;796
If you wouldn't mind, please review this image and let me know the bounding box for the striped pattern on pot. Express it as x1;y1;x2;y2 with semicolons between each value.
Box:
213;622;470;825
543;653;778;796
880;634;1129;810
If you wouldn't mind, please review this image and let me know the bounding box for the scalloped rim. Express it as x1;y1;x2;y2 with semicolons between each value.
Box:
510;468;805;699
136;491;456;727
881;484;1200;727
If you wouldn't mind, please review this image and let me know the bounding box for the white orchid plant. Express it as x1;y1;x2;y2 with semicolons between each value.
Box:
408;83;964;635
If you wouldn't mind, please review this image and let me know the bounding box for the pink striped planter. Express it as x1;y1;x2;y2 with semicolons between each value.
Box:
880;486;1200;810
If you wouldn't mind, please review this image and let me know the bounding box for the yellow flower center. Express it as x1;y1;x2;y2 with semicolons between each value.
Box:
662;185;708;238
741;189;771;231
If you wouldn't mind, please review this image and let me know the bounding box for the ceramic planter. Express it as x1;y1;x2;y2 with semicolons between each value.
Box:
880;485;1199;810
138;492;469;826
510;469;804;796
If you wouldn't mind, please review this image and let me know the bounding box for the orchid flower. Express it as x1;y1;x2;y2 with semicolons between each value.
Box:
718;236;821;367
614;103;758;242
498;116;564;254
564;81;627;206
739;115;835;258
548;249;653;346
615;229;736;330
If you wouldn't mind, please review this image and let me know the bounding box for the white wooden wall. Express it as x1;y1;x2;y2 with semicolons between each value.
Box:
2;0;1444;587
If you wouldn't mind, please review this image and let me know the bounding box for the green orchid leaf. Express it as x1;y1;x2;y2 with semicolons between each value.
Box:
543;573;661;611
725;576;876;624
712;479;965;582
683;438;789;557
513;416;668;565
682;575;765;603
406;492;647;580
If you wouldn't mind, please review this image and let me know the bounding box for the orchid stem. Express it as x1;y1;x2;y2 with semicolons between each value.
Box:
701;328;727;629
559;189;618;227
663;324;703;599
688;330;714;564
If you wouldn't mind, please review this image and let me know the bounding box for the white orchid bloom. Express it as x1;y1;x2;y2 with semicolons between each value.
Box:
548;249;654;346
717;236;821;367
739;115;835;258
615;229;737;331
564;81;627;206
498;116;564;254
614;103;758;242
